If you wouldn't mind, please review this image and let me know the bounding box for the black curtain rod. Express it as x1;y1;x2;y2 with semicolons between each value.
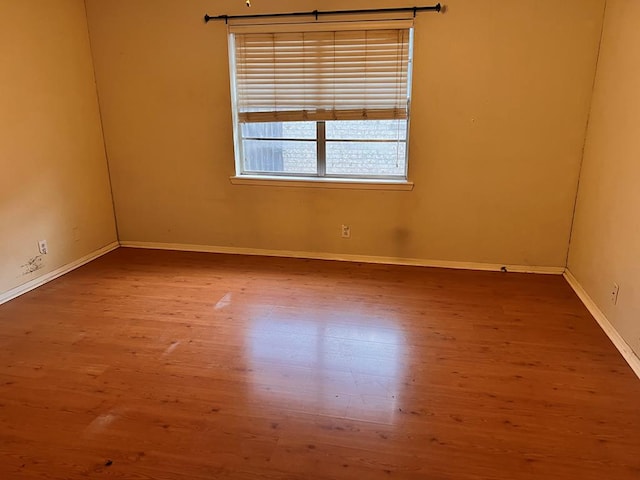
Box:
204;4;441;24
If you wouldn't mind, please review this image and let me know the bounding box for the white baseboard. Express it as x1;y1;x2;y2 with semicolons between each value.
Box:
0;241;120;306
564;270;640;379
119;241;565;275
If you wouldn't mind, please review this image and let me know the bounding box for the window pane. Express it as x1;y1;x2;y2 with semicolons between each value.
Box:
243;140;317;174
326;141;407;177
241;121;316;139
325;120;407;141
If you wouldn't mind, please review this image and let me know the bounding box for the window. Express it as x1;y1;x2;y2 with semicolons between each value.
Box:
228;21;414;184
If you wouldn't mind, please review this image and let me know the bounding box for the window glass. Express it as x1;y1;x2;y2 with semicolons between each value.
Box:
243;140;317;174
326;141;407;177
325;120;407;141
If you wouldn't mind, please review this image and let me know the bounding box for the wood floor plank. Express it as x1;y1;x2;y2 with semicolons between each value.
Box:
1;248;639;479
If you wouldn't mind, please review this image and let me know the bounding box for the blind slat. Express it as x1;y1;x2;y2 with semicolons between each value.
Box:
232;26;411;123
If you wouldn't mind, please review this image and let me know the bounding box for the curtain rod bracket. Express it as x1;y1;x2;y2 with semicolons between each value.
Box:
203;4;443;23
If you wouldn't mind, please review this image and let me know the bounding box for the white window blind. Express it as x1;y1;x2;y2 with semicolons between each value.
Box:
230;23;412;123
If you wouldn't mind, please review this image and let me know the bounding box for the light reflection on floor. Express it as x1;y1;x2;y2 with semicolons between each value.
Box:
247;309;405;424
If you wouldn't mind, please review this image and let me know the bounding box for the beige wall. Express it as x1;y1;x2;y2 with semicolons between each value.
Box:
568;0;640;357
85;0;604;267
0;1;117;295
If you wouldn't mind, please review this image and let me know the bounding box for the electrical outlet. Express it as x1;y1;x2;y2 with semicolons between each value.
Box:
38;240;48;255
611;283;620;305
341;224;351;238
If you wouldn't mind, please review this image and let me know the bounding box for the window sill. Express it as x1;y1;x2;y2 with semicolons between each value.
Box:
229;175;414;191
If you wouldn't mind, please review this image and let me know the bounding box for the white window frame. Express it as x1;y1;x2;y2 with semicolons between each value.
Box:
227;20;415;190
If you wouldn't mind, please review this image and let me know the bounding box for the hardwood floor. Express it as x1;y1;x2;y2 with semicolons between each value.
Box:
0;248;639;479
